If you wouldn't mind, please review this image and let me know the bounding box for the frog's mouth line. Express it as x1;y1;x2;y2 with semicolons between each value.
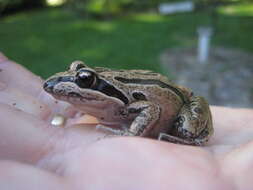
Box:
51;91;97;101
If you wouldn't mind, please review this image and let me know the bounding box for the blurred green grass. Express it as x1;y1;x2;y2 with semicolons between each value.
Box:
0;8;253;78
218;3;253;17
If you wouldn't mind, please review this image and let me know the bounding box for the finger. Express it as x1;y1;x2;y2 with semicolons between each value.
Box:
0;80;72;120
210;106;253;145
0;53;72;116
0;103;59;163
0;54;43;97
211;106;253;131
0;161;69;190
0;85;50;119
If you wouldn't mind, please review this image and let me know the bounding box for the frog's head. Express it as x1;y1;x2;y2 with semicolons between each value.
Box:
43;61;128;109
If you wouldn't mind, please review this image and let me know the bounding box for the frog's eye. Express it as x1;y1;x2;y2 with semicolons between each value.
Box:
76;69;97;88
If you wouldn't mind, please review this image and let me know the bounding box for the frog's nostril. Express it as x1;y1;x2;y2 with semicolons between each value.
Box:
43;81;54;92
43;77;60;91
43;82;48;89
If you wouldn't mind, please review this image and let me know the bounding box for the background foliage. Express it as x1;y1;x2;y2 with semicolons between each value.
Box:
0;0;252;78
1;0;247;16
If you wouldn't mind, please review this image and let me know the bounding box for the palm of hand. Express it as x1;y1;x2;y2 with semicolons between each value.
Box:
0;54;252;190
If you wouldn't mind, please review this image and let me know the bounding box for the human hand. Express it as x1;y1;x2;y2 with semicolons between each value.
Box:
0;53;253;190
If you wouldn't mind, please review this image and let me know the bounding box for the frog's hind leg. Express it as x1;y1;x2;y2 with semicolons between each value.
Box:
160;96;213;146
159;126;211;146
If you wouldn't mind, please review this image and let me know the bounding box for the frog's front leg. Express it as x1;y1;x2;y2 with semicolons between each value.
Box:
126;101;161;136
98;101;160;137
159;96;213;146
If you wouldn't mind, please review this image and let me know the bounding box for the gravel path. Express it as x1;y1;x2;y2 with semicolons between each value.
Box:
160;47;253;108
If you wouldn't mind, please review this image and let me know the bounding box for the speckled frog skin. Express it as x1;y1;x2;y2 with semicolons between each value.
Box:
43;61;213;146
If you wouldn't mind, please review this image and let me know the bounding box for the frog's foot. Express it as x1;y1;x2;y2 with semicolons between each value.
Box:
158;133;201;146
159;123;211;146
96;124;134;136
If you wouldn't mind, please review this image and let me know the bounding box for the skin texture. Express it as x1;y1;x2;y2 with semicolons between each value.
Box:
0;52;253;190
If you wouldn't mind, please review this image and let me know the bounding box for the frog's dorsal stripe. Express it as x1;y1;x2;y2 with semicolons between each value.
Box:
114;77;186;102
94;78;129;105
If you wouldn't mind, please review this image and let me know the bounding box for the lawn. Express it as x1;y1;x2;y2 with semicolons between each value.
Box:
0;7;253;78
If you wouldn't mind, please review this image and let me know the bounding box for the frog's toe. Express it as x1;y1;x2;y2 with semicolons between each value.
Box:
158;133;206;146
158;133;191;144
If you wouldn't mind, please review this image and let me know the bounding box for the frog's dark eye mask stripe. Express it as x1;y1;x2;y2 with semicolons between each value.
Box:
114;77;186;102
45;76;129;105
94;78;129;104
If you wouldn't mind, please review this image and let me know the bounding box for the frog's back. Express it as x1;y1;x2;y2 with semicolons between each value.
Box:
94;67;171;83
95;67;186;100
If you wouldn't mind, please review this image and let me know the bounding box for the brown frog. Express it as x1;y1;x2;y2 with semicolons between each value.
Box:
43;61;213;146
